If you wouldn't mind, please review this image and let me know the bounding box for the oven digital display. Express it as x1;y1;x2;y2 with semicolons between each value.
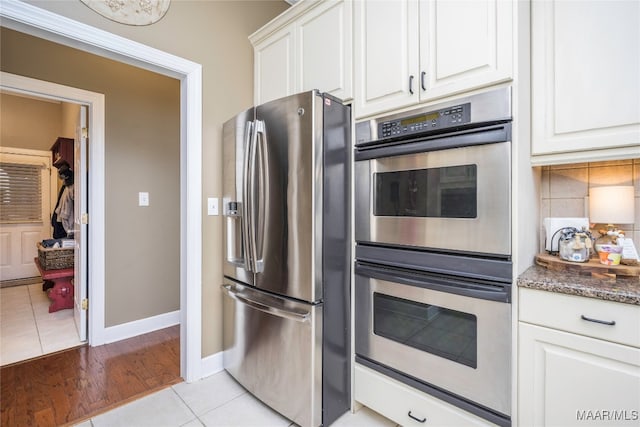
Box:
400;112;439;126
374;165;477;218
373;292;477;368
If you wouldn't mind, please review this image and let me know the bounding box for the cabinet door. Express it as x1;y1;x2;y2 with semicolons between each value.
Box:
519;323;640;427
531;0;640;164
254;25;295;105
354;0;419;118
297;0;352;101
419;0;512;102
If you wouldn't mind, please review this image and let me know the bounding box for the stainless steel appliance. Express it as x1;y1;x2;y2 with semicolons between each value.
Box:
355;86;512;256
354;87;513;426
354;262;511;425
221;90;351;427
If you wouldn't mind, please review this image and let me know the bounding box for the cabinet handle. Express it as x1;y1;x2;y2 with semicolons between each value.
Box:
408;411;426;423
581;315;616;326
409;75;414;95
421;71;426;91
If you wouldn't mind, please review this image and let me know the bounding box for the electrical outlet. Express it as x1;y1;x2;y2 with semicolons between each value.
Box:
139;192;149;206
207;197;218;216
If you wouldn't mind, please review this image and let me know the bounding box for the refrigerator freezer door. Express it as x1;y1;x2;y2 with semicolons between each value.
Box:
222;281;322;427
253;91;323;302
222;107;255;286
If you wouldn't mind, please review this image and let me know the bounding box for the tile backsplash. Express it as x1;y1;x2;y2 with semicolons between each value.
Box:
539;159;640;251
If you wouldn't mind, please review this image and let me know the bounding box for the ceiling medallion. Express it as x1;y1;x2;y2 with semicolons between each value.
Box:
80;0;170;26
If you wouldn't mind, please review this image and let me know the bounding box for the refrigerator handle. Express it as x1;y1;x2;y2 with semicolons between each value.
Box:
222;284;310;323
248;120;261;273
253;120;267;272
242;120;254;272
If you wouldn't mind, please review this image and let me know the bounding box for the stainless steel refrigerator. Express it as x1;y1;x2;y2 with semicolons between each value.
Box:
221;90;351;427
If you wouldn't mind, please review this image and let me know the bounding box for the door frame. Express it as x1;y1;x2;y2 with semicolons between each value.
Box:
1;75;103;344
0;0;203;382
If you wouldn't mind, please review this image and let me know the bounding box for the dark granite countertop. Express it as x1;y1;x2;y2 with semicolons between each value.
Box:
517;264;640;305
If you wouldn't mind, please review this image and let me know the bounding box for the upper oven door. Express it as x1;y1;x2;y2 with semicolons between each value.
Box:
355;125;511;256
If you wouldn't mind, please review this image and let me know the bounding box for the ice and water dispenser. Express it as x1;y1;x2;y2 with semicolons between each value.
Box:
225;201;244;265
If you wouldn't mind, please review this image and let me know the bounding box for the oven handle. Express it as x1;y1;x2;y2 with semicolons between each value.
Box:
355;261;510;303
354;122;511;162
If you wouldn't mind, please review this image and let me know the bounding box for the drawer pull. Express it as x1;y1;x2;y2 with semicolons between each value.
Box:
408;411;426;423
581;315;616;326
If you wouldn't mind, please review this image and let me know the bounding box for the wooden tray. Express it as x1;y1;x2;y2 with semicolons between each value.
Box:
535;253;640;278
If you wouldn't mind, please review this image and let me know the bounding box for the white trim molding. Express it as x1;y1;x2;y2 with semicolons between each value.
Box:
200;351;225;379
102;310;180;344
1;0;203;382
0;71;107;348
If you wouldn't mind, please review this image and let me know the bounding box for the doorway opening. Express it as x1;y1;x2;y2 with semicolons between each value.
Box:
0;90;89;366
1;0;203;382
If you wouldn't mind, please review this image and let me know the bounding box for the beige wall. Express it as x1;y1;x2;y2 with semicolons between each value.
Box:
5;0;288;356
1;27;182;327
0;93;63;151
60;102;81;139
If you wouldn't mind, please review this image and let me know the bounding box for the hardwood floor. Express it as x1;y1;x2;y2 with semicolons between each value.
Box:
0;325;181;427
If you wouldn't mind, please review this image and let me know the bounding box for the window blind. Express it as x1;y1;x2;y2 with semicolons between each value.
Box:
0;162;43;223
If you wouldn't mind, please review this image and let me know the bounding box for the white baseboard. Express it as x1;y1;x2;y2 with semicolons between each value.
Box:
102;310;180;344
200;351;224;379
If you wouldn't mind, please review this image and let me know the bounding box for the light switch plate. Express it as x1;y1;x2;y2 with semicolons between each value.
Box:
207;197;218;216
139;192;149;206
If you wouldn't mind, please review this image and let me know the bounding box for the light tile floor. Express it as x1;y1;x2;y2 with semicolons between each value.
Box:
0;283;83;366
72;370;399;427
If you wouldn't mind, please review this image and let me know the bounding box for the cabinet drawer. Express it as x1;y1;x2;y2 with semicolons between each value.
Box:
519;288;640;348
354;364;493;427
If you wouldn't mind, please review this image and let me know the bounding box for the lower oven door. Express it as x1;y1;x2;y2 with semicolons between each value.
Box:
355;263;511;417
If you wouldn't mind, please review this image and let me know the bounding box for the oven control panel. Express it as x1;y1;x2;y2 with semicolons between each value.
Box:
379;103;471;139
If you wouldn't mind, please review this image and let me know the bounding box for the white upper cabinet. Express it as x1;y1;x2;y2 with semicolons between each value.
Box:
420;0;513;100
354;0;419;117
253;25;296;106
531;0;640;165
298;0;352;101
251;0;352;105
354;0;513;118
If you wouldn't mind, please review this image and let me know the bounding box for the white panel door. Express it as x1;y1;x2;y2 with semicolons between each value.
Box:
298;0;352;101
531;0;640;159
519;323;640;426
419;0;513;102
74;106;88;341
254;25;295;105
0;150;51;281
354;0;419;118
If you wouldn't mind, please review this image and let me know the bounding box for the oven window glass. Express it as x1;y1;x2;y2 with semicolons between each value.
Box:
374;165;477;218
373;292;477;368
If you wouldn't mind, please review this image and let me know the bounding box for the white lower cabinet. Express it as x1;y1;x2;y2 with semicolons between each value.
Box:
354;364;493;426
518;323;640;427
518;289;640;426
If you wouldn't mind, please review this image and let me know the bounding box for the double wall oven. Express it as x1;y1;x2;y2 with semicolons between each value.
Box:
354;87;513;426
